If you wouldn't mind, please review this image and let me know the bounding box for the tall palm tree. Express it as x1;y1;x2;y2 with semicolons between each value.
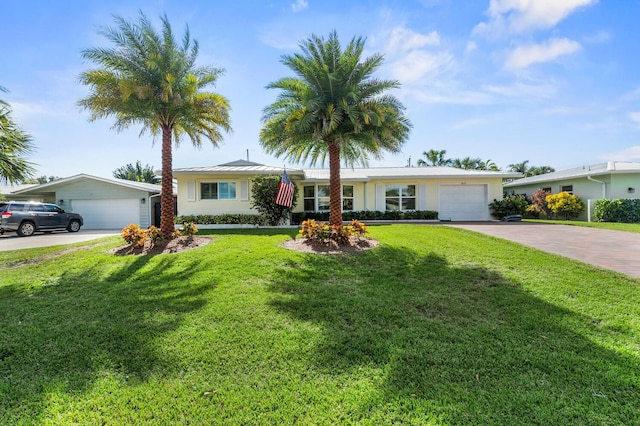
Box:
417;149;450;167
113;161;160;184
260;31;411;227
78;13;231;237
526;165;555;177
0;86;36;184
508;160;529;174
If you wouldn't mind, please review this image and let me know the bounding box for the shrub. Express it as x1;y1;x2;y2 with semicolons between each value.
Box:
180;221;198;237
146;225;164;246
291;210;438;225
594;199;640;223
250;175;298;225
121;224;146;247
299;219;369;244
488;195;529;220
528;189;552;218
546;192;585;220
174;214;263;225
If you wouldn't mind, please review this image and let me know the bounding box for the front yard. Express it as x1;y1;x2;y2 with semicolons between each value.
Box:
1;225;638;424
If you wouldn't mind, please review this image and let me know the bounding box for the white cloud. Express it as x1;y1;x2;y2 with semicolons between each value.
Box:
390;50;453;83
505;38;581;69
583;30;612;44
629;111;640;124
291;0;308;13
465;41;477;54
475;0;598;36
386;27;440;52
604;145;640;161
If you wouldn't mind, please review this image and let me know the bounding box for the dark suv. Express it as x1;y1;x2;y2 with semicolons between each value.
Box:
0;202;83;237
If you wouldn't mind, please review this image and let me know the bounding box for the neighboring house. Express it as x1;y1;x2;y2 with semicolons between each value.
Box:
503;161;640;221
174;160;521;221
5;174;163;229
1;184;38;200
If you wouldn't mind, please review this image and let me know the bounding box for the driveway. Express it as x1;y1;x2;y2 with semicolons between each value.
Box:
446;222;640;278
0;230;120;252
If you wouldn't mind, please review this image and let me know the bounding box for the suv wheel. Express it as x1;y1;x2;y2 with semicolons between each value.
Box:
17;221;36;237
67;220;81;233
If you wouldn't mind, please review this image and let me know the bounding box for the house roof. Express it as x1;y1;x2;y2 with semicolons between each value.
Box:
174;161;305;176
0;183;38;195
10;174;163;195
302;167;521;182
503;162;640;188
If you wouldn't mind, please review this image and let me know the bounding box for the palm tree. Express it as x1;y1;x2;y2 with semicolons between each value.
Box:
526;165;555;177
0;86;36;184
113;161;160;184
417;149;450;167
508;160;529;174
260;31;411;227
78;13;231;238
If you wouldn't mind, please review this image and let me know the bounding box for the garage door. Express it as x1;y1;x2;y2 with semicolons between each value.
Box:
72;199;140;229
439;185;488;221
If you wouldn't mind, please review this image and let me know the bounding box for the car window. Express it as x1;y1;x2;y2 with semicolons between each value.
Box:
9;203;27;211
43;204;62;213
29;204;45;212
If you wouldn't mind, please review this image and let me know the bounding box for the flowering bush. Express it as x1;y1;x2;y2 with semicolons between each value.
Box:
528;189;552;218
300;219;369;244
546;192;585;220
121;224;146;247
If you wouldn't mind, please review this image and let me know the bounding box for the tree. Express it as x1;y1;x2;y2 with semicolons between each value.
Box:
417;149;450;167
250;175;299;226
22;175;62;184
113;161;160;184
260;31;411;227
508;160;529;174
78;13;231;238
0;86;36;184
526;165;555;177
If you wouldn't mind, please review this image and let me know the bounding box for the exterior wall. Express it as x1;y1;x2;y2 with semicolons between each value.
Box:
55;180;153;228
292;176;505;219
176;173;255;216
610;173;640;199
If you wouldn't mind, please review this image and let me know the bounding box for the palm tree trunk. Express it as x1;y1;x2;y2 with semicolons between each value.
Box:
160;125;174;239
328;140;342;227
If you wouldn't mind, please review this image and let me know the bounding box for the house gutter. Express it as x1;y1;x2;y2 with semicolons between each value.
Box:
586;175;606;223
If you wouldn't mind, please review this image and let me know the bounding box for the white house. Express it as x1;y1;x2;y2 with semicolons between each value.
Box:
174;160;521;221
503;161;640;221
6;174;163;229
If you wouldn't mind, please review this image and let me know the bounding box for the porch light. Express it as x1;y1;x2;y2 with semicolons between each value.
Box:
141;198;146;204
628;187;635;193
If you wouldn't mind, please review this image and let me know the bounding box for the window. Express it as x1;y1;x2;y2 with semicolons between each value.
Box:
200;182;236;200
542;187;551;192
303;185;354;211
561;185;573;194
385;184;416;211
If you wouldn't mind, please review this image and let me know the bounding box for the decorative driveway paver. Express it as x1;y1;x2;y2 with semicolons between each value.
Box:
447;223;640;279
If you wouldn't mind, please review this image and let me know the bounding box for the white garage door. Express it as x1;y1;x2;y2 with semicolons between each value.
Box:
72;199;140;229
439;185;488;221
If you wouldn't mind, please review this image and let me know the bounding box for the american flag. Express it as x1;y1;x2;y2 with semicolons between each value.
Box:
275;170;295;208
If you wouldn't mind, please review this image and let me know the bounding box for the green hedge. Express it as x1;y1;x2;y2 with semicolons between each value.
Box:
291;210;438;225
593;199;640;223
174;214;264;225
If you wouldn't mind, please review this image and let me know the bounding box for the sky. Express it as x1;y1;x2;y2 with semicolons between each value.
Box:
2;0;640;179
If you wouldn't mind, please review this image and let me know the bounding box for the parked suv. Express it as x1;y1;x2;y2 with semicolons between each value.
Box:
0;202;83;237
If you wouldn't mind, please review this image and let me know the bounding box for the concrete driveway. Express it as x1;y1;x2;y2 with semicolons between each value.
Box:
447;222;640;278
0;230;120;252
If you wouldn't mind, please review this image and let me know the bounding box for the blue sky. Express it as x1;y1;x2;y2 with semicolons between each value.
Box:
2;0;639;179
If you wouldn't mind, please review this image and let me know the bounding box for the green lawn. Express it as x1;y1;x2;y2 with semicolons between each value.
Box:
1;225;638;425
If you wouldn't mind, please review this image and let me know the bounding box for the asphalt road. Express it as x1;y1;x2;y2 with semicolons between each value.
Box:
0;230;120;252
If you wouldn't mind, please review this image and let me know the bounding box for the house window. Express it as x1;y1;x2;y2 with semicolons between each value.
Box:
201;182;236;200
561;185;573;194
385;184;416;211
303;185;354;211
542;187;551;192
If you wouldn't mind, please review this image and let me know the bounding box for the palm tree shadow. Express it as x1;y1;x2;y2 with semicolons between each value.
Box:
0;253;214;420
267;245;638;423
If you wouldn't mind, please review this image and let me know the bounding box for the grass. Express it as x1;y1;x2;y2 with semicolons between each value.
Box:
525;218;640;233
1;225;638;425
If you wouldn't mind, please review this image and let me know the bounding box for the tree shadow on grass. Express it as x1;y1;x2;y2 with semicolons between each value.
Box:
267;245;639;424
0;252;214;423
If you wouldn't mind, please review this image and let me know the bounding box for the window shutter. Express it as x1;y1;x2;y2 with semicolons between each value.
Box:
240;180;249;200
419;184;427;210
187;180;195;201
375;184;385;211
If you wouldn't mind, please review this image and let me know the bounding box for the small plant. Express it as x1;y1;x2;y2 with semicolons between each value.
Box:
146;225;164;246
546;191;585;220
180;221;198;237
121;224;146;247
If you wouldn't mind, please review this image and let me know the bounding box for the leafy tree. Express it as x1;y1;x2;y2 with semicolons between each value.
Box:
22;175;62;184
526;165;555;177
546;191;585;220
0;86;36;184
417;149;451;166
508;160;529;174
250;175;299;226
113;161;160;184
78;13;231;238
260;31;411;227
